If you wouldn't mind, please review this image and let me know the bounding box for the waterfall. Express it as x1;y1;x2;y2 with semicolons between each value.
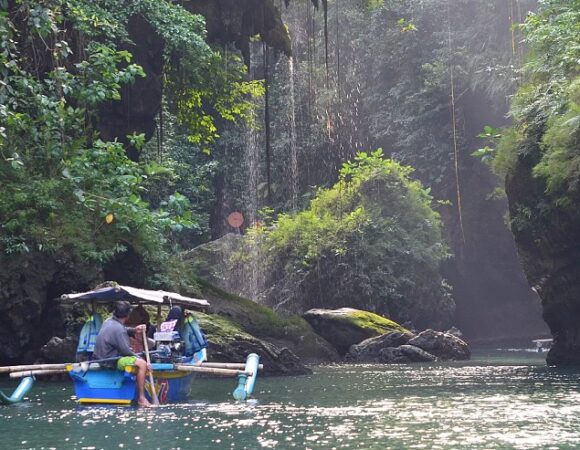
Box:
238;44;262;302
244;121;260;226
288;57;299;211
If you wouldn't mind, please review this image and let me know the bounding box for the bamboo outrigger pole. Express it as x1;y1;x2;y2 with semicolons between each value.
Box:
200;362;264;370
0;364;68;374
174;364;252;377
10;369;68;378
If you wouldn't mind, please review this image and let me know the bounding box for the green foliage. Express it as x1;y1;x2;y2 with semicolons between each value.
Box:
244;150;453;329
496;0;580;205
0;0;217;282
472;126;502;165
533;78;580;193
169;49;264;152
493;128;522;177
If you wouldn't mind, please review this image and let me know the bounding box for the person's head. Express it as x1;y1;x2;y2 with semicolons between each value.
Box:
113;301;132;323
166;305;183;328
166;305;183;321
126;305;150;327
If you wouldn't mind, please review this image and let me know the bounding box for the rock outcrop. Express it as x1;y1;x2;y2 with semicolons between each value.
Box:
379;345;438;364
40;337;78;364
303;308;411;355
199;279;340;364
408;329;470;361
346;328;470;363
505;145;580;365
197;313;311;376
345;332;411;362
0;253;100;364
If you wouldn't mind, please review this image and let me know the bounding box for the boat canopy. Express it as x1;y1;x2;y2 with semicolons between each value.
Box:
60;285;210;310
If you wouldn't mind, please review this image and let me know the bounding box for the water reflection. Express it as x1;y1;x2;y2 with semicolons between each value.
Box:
1;351;580;449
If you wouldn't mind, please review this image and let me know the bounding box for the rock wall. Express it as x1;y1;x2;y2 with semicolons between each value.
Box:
506;150;580;365
440;91;547;343
0;253;101;364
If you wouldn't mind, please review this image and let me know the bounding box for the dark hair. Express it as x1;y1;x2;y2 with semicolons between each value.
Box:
113;301;132;319
166;305;183;329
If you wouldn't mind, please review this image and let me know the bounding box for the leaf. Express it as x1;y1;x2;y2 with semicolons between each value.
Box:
105;213;114;224
73;189;85;202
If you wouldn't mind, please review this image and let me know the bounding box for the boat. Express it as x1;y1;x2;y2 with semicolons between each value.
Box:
532;338;553;353
0;285;260;405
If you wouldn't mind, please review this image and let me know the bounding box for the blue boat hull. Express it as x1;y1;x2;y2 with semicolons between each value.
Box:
69;366;195;405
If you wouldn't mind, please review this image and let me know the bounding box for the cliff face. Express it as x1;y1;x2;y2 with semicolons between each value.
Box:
442;92;547;342
506;150;580;365
0;253;101;364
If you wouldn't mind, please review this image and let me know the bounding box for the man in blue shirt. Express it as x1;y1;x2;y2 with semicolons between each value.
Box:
94;301;153;407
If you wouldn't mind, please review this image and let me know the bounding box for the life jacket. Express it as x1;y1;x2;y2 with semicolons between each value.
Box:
76;313;103;358
182;315;208;356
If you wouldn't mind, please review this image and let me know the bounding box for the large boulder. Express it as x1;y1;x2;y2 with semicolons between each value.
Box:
40;336;78;363
408;329;470;360
345;332;411;362
198;280;340;364
379;345;437;364
302;308;410;355
0;253;100;364
197;313;312;376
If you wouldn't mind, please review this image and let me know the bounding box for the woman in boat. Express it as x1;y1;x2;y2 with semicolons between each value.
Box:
126;305;156;353
165;305;184;331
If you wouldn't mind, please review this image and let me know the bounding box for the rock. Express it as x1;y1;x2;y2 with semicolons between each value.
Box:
198;279;340;364
303;308;410;355
445;326;464;339
197;313;312;376
378;345;436;364
345;332;411;362
402;321;418;334
408;329;470;360
183;234;244;292
504;136;578;366
40;336;77;363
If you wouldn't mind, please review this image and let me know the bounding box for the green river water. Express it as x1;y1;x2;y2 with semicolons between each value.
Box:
1;350;579;450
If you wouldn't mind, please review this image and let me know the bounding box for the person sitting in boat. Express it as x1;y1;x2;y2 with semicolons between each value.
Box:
163;305;208;360
165;305;184;331
93;301;153;407
126;305;156;354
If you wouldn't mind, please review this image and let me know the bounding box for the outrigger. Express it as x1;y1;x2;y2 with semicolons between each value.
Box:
0;285;260;405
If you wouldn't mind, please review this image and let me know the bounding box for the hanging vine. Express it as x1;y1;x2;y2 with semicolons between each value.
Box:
447;1;466;247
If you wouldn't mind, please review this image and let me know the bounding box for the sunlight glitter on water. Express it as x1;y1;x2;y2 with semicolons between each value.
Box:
2;351;580;449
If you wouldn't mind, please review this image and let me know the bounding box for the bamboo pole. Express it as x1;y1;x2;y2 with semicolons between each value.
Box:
200;362;264;370
10;369;68;378
0;364;68;374
174;364;252;377
143;327;159;406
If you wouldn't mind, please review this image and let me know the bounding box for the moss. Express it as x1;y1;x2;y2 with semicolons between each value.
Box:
348;310;410;335
303;308;411;355
195;278;339;362
195;312;250;346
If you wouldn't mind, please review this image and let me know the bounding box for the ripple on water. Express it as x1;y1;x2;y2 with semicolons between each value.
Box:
1;352;579;449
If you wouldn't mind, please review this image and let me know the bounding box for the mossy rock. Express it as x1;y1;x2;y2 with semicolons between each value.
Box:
195;312;311;376
195;278;340;364
303;308;411;355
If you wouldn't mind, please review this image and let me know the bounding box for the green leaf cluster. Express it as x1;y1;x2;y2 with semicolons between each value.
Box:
495;0;580;205
244;150;453;329
0;0;212;276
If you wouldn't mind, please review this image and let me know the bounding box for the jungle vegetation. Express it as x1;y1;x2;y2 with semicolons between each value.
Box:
2;0;571;336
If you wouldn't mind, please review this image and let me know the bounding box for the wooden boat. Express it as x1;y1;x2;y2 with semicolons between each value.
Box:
0;285;260;405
